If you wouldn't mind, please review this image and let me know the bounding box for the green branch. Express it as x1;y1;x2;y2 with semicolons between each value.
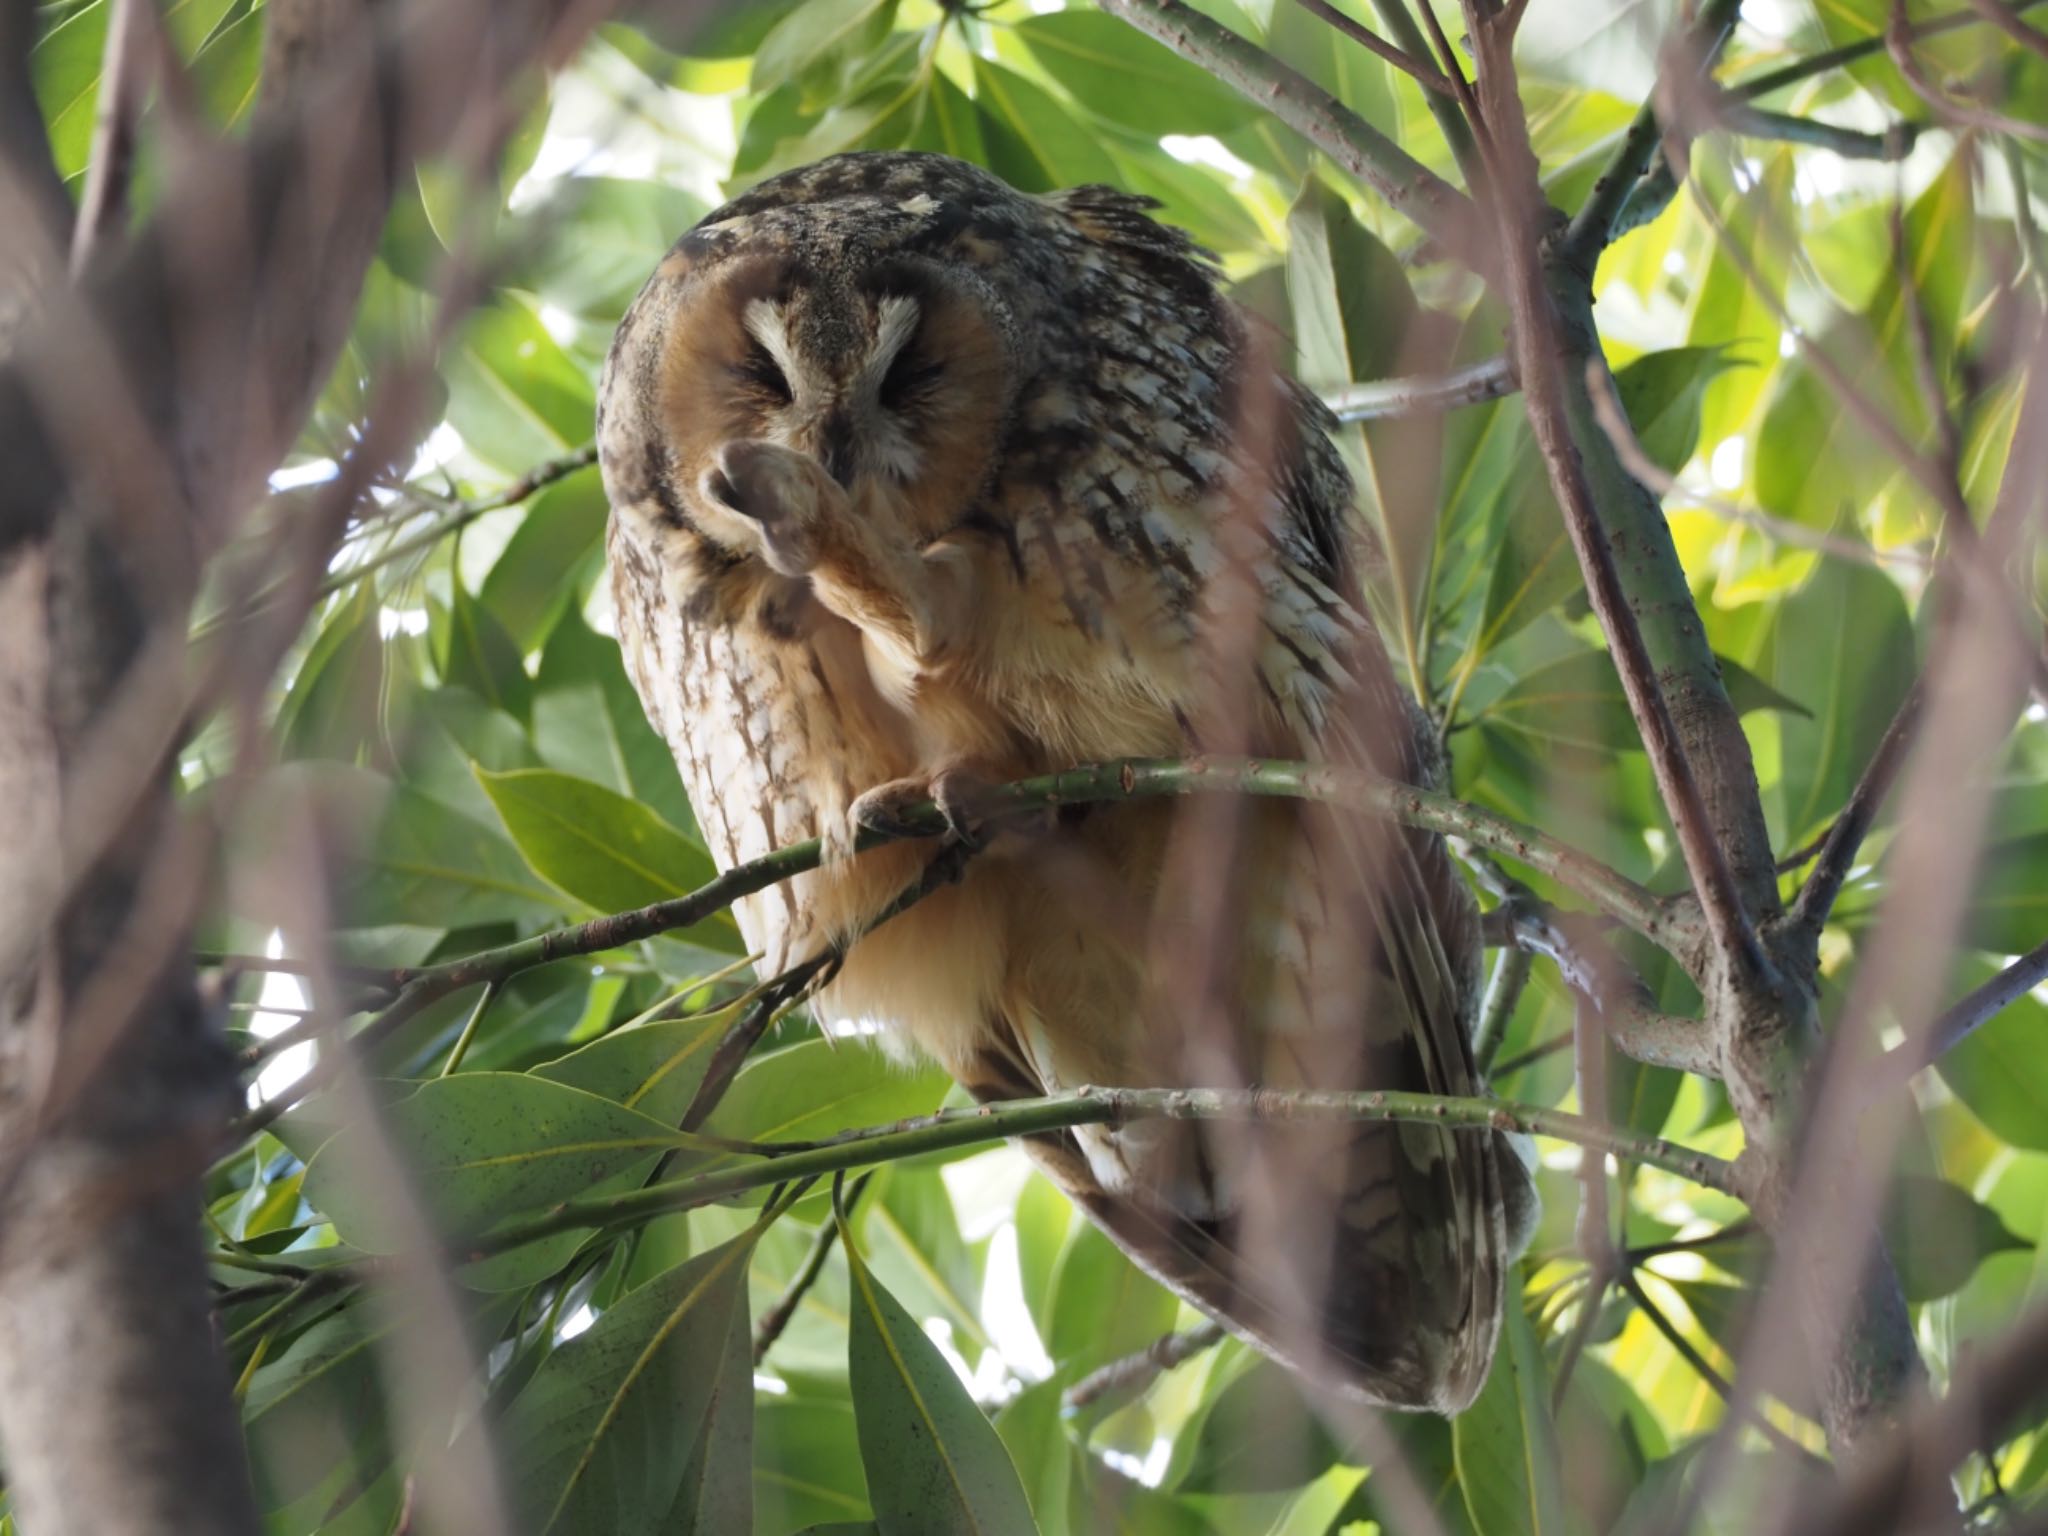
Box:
477;1085;1747;1254
1563;0;1746;264
377;756;1681;997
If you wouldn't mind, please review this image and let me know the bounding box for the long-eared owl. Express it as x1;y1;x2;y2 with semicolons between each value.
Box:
598;150;1534;1412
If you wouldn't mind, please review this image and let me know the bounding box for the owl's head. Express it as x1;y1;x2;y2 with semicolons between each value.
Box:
604;198;1022;570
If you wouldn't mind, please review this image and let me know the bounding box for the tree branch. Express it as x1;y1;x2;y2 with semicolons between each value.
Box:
1790;682;1922;937
1064;1321;1227;1411
1561;0;1745;262
1475;54;1775;980
1100;0;1490;271
478;1085;1750;1255
1729;0;2048;101
1323;354;1516;421
1901;935;2048;1074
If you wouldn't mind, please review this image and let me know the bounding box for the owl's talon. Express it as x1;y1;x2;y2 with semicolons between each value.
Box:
849;771;999;850
705;440;835;577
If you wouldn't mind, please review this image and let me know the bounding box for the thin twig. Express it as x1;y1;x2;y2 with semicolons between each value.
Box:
1472;945;1533;1076
1730;0;2048;100
1100;0;1489;270
70;0;152;271
1323;354;1516;421
1562;0;1745;262
1790;683;1923;934
1621;1270;1824;1463
1064;1322;1228;1411
1900;935;2048;1072
1889;0;2048;142
1583;355;1926;574
228;757;1685;1130
753;1174;870;1366
1288;0;1459;96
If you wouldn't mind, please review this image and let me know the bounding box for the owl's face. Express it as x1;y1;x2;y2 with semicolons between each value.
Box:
650;249;1014;558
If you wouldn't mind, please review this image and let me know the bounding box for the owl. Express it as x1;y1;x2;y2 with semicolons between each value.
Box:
597;150;1533;1412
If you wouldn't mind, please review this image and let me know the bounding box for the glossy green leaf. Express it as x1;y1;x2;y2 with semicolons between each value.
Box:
971;56;1119;193
843;1223;1037;1536
1014;10;1260;137
1764;560;1916;842
1884;1174;2028;1303
669;1257;757;1533
442;300;598;473
537;1012;732;1126
304;1072;688;1251
443;580;534;723
476;766;723;917
505;1229;760;1535
1454;1304;1569;1536
1046;1220;1179;1376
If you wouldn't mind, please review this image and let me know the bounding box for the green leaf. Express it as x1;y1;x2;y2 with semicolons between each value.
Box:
537;1013;731;1127
508;177;709;318
1046;1220;1179;1376
303;1073;688;1251
751;0;899;96
906;70;987;163
1454;1304;1570;1536
343;778;570;931
1014;10;1260;137
505;1229;760;1535
479;466;609;653
861;1165;989;1353
1764;560;1916;842
843;1221;1038;1536
475;767;727;928
243;1310;391;1511
1284;181;1416;388
442;300;597;473
1938;959;2048;1153
278;587;390;763
1174;1358;1341;1495
971;56;1119;193
705;1040;952;1175
1474;345;1743;660
1610;346;1740;475
536;604;696;833
443;581;534;723
668;1257;757;1533
1488;647;1805;751
756;1395;873;1533
1964;833;2048;956
1883;1174;2027;1303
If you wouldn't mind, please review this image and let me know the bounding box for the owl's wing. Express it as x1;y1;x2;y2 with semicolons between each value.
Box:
967;191;1528;1402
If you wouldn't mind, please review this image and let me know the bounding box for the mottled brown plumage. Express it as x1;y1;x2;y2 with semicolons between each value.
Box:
598;150;1532;1411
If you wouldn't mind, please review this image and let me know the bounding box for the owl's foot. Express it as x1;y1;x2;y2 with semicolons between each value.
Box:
849;769;1004;850
702;440;838;578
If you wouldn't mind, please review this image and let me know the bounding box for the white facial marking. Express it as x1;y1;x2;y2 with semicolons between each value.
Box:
741;300;800;394
899;192;940;216
870;294;921;380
